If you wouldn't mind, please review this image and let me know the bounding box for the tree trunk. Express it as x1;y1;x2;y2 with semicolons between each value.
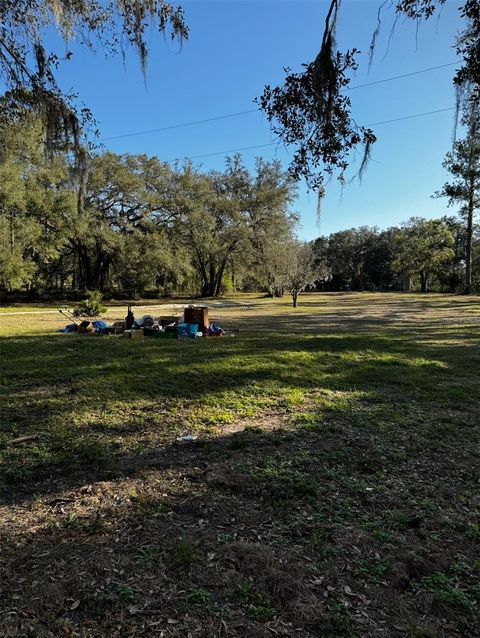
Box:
420;271;428;293
292;290;298;308
464;189;474;295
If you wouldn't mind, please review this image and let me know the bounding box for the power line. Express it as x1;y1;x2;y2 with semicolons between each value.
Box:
368;106;454;126
165;142;279;163
348;61;458;91
99;108;259;141
165;105;455;163
99;61;458;142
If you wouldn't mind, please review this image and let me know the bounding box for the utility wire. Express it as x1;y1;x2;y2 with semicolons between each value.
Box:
99;61;458;142
368;106;454;126
164;106;455;163
166;142;279;163
99;108;259;141
348;61;457;91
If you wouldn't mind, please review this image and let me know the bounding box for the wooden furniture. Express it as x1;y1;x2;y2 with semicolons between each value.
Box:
183;306;209;333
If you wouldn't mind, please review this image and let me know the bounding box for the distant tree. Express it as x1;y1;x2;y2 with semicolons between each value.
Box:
392;218;455;292
0;116;75;295
326;227;378;291
436;216;467;292
311;236;330;289
257;241;293;298
436;107;480;294
0;136;299;298
74;152;179;290
286;242;319;308
176;156;295;297
364;229;396;291
242;158;297;296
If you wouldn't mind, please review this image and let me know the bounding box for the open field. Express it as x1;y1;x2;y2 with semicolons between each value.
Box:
1;292;480;637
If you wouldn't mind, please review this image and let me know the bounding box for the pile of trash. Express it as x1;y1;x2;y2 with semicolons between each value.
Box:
58;304;230;340
59;320;109;334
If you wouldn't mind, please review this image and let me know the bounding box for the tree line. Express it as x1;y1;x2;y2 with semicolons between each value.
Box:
1;1;479;303
312;216;478;293
1;112;478;300
0;115;309;300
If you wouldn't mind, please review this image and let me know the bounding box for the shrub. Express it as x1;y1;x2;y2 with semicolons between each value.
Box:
73;290;106;317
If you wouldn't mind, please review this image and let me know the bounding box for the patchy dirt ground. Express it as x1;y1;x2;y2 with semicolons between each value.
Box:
1;293;479;637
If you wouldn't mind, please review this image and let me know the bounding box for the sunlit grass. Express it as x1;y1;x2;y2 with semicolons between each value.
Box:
1;292;479;487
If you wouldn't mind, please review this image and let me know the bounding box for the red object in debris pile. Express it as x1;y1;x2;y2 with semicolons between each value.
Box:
207;323;225;337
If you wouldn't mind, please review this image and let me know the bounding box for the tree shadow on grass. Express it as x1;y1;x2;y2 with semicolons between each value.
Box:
1;416;479;637
1;314;479;504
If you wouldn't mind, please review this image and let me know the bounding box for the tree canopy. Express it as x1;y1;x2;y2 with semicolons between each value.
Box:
0;118;298;298
437;103;480;293
0;0;188;158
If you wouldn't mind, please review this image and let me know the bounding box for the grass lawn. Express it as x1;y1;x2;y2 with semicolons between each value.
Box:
1;292;479;637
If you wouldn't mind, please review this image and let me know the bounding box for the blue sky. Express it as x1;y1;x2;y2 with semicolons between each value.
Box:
51;0;463;239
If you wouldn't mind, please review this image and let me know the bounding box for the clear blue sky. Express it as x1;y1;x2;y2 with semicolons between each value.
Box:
51;0;463;239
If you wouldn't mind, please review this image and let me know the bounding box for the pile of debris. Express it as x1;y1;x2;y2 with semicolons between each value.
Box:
59;304;229;340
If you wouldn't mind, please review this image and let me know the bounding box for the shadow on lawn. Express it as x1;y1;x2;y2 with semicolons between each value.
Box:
1;312;479;504
1;416;479;637
2;299;480;635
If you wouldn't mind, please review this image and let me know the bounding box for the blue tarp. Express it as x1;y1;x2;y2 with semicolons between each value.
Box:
59;320;109;334
58;323;77;333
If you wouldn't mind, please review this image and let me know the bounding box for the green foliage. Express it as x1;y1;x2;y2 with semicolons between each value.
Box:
353;558;391;584
381;509;411;531
186;589;214;613
313;218;469;293
129;492;169;517
465;523;480;541
0;114;475;299
392;218;455;292
436;119;480;293
0;116;75;294
107;582;138;605
136;546;163;565
73;291;106;317
57;513;104;534
0;128;298;298
235;582;275;622
325;601;353;636
186;589;212;605
251;455;318;501
413;573;472;610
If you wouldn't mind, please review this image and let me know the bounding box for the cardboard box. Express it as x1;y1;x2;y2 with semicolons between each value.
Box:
124;329;144;339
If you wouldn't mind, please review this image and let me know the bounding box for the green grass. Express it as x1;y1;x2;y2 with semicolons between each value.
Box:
235;582;275;622
1;292;480;636
412;573;473;610
2;294;478;487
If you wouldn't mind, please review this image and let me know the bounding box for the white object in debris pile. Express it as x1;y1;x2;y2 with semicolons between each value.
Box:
176;434;198;442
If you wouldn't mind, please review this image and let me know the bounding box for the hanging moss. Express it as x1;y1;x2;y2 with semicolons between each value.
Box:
0;0;188;179
258;0;479;193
